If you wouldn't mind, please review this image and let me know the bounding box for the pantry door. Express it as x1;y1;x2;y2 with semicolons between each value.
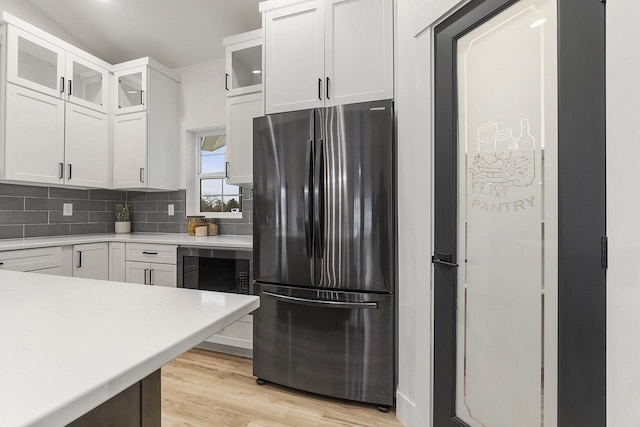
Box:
432;0;606;426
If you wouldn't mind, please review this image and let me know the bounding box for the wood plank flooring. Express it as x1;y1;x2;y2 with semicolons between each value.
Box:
161;349;403;427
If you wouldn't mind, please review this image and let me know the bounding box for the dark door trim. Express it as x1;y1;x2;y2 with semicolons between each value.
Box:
432;0;606;425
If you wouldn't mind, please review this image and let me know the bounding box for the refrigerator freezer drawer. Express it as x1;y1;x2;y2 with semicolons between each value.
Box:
253;283;394;406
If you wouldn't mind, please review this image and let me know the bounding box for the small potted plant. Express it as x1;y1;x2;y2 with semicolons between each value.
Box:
114;203;131;234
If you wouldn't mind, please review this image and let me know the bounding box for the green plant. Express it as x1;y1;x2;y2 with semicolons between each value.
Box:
114;203;130;222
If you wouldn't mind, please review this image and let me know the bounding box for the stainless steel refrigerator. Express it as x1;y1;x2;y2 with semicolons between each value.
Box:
252;99;395;407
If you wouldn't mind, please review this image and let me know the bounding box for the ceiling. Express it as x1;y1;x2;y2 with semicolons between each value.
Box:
26;0;262;69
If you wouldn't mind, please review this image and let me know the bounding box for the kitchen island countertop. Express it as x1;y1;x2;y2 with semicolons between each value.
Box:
0;270;259;426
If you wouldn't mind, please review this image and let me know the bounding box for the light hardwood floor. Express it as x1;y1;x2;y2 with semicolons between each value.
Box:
161;349;403;427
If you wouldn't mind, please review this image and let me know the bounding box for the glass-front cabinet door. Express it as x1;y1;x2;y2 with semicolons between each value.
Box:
114;66;147;115
6;26;66;98
224;30;262;97
65;53;108;113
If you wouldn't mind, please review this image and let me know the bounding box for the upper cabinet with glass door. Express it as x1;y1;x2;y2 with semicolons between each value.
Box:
224;29;263;97
114;65;147;115
6;25;109;113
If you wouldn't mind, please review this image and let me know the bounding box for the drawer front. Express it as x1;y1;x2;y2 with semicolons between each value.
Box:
125;243;177;264
0;247;62;272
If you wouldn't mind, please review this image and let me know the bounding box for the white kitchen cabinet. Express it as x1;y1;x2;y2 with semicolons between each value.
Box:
65;53;109;113
261;0;393;113
125;262;177;287
109;242;126;282
324;0;393;106
226;92;264;185
73;243;108;280
112;60;180;191
114;65;147;115
263;0;324;114
125;243;177;264
65;103;109;187
4;83;65;185
0;247;62;273
113;112;147;188
6;25;66;99
205;314;253;351
224;29;263;97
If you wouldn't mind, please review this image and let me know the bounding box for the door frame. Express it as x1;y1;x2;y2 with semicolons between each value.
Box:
432;0;606;425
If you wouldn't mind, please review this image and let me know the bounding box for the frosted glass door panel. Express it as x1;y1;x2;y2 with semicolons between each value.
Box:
115;67;147;114
455;0;557;426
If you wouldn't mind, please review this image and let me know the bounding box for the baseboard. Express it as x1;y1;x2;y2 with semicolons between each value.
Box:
195;341;253;359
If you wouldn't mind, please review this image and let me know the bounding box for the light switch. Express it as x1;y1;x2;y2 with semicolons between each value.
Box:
168;204;175;216
63;203;73;216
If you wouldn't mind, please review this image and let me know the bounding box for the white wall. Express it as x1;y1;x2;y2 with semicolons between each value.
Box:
0;0;89;52
606;1;640;425
173;58;227;190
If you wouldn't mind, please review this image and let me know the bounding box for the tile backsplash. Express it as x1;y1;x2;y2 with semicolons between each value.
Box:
0;183;126;240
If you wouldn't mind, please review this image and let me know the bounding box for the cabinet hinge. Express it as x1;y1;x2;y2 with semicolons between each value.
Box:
601;236;608;269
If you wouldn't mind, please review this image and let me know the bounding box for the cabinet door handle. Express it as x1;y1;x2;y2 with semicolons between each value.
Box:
225;162;229;178
326;77;330;100
225;73;229;91
140;168;145;183
318;78;322;100
77;251;82;268
60;77;65;94
67;164;72;180
68;79;72;96
140;89;145;106
59;163;64;179
0;262;4;266
142;251;158;255
150;269;154;286
144;268;149;285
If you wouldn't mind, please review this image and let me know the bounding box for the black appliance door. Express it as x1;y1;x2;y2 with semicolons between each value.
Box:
253;283;394;406
315;100;395;293
253;110;316;288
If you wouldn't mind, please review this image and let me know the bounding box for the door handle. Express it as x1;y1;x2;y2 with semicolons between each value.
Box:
140;168;145;183
326;77;330;100
77;251;82;268
318;78;322;100
140;89;145;106
142;251;158;255
68;79;72;96
59;163;64;179
144;268;149;285
150;269;154;285
60;77;65;94
262;291;378;310
304;139;314;257
313;139;324;257
431;254;459;269
67;164;72;180
225;162;229;179
225;73;230;91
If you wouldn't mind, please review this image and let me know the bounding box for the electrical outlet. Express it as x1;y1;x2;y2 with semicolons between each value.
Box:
168;204;175;216
63;203;73;216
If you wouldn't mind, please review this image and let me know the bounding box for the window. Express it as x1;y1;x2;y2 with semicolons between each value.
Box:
194;130;242;218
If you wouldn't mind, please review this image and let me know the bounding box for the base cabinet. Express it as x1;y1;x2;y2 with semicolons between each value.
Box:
73;243;108;280
125;261;177;287
109;242;126;282
205;315;253;350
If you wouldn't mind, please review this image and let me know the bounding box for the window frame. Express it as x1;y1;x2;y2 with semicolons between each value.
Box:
193;128;242;219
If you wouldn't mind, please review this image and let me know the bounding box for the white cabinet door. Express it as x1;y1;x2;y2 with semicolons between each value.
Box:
225;30;263;97
125;261;150;285
65;53;109;113
264;0;324;114
6;26;66;99
64;103;109;187
0;247;62;272
109;242;126;282
113;112;148;189
73;243;108;280
226;92;264;185
149;263;177;288
324;0;393;106
4;84;65;185
114;66;147;115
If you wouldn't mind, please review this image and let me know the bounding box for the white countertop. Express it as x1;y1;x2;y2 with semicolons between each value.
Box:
0;233;252;251
0;270;259;426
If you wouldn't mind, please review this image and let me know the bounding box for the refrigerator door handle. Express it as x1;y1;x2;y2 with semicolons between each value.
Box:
313;139;324;257
262;291;378;310
304;139;314;257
